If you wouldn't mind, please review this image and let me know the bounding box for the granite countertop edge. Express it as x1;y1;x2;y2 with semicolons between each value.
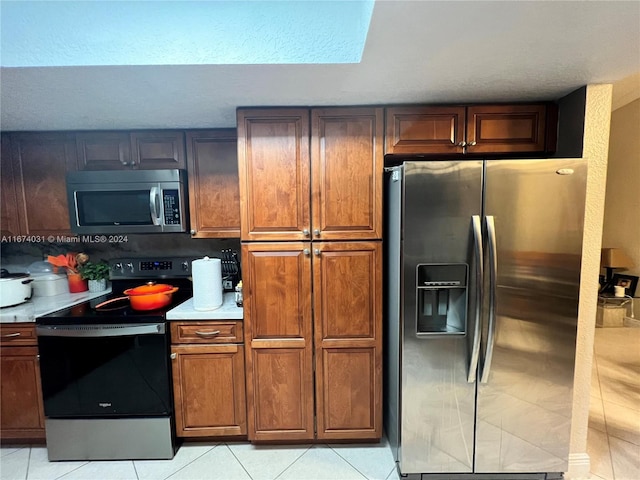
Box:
166;293;243;321
0;288;113;324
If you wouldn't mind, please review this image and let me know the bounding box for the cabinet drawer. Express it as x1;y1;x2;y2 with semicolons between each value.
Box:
0;324;37;346
170;321;243;344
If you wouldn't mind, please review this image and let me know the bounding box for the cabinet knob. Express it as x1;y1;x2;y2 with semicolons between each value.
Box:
314;248;321;256
313;229;321;237
170;353;177;359
302;229;310;237
190;229;196;235
467;141;477;147
303;249;310;256
457;141;466;147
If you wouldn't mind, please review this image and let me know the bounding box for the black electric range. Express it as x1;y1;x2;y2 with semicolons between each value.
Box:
35;256;198;461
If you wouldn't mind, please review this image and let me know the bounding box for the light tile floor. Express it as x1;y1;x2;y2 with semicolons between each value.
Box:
2;326;638;480
0;437;400;480
588;326;640;480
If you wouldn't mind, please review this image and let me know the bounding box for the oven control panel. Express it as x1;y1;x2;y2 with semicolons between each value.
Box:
110;257;196;279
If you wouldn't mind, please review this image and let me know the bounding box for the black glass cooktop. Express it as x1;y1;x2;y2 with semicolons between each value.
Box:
37;278;193;326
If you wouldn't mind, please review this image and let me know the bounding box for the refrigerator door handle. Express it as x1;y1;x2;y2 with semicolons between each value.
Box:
467;215;483;383
480;215;497;384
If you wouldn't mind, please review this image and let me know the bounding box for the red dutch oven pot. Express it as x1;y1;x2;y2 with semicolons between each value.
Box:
95;282;179;311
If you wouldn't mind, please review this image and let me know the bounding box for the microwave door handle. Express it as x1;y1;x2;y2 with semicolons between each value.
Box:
149;187;161;225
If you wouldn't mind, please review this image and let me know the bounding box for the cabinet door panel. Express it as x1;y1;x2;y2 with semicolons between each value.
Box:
316;347;380;439
130;131;186;169
385;106;466;155
249;348;314;440
76;132;131;170
171;344;246;437
311;108;383;240
0;346;45;439
11;133;78;236
1;135;20;235
314;242;382;342
237;109;310;241
466;105;548;153
243;244;311;340
186;130;240;238
242;242;314;441
313;241;382;440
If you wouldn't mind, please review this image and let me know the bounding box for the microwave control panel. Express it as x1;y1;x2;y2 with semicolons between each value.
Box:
163;190;181;225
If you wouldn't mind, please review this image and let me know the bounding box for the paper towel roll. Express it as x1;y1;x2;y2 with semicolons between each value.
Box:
192;256;223;311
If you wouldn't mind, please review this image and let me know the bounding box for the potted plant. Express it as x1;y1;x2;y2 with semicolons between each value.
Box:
48;252;90;293
79;260;110;292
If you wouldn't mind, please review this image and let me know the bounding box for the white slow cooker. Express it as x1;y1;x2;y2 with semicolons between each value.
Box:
0;268;34;308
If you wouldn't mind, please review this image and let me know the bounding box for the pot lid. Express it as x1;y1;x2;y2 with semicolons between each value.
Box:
31;273;66;281
0;268;30;280
124;282;174;296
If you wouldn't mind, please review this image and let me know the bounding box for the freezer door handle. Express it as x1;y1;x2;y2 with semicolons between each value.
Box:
480;215;497;383
467;215;483;383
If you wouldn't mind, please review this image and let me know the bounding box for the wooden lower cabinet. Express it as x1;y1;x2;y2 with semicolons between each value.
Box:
170;322;246;437
243;241;382;442
0;324;46;441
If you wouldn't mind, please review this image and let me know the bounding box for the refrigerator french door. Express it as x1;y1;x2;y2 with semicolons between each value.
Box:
384;159;586;478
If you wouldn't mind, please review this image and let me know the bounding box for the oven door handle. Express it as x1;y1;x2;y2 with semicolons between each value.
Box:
36;323;166;338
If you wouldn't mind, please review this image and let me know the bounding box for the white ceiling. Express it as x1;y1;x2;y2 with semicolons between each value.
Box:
1;0;639;131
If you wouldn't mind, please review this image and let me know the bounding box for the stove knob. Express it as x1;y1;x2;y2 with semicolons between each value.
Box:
126;262;134;273
181;261;189;272
113;263;123;274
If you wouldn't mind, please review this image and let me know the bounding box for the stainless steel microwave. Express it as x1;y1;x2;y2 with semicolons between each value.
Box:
66;169;187;234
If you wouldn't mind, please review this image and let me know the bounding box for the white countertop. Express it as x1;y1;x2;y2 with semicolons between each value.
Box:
166;292;243;320
0;288;112;323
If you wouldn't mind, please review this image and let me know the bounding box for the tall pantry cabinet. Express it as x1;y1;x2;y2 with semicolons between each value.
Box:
237;107;383;441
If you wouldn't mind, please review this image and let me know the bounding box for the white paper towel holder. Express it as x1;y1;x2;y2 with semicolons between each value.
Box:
192;255;223;311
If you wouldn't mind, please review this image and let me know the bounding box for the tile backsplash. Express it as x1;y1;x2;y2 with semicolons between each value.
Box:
0;234;240;272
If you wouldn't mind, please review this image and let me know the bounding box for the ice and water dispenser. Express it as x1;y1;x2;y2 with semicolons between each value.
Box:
416;264;468;335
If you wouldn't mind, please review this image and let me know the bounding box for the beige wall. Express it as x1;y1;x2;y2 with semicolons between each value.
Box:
602;97;640;278
567;84;612;479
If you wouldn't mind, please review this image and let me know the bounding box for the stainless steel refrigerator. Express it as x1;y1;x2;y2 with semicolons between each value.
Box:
384;159;587;479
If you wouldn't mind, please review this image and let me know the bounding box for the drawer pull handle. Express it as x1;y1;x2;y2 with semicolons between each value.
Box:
195;330;221;337
2;333;21;338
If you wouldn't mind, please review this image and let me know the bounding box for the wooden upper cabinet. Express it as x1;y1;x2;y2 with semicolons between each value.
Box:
237;109;311;241
465;104;549;154
312;242;382;440
311;108;383;240
76;132;132;170
385;106;466;155
242;242;314;441
384;103;556;155
130;131;186;169
9;132;78;236
1;135;21;236
186;130;240;238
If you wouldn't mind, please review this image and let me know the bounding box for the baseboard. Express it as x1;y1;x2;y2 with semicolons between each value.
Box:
564;453;590;480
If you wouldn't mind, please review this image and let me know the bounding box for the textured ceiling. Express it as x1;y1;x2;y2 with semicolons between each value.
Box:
1;1;373;66
1;0;639;131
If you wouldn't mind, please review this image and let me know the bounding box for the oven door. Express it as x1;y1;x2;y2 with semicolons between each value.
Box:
36;323;172;418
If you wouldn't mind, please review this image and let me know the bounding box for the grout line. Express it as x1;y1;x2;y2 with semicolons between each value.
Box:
224;444;254;480
161;443;218;480
317;444;368;480
132;457;140;480
272;444;315;480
